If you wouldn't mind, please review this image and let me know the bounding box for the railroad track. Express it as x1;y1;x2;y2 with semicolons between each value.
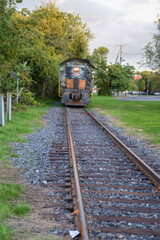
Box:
42;107;160;239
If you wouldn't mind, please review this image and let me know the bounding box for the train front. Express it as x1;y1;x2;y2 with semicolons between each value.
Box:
59;58;93;106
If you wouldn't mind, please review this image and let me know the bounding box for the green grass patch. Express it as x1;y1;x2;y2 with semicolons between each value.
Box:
12;203;30;216
0;224;12;240
0;183;22;202
0;104;52;162
89;95;160;144
0;183;30;240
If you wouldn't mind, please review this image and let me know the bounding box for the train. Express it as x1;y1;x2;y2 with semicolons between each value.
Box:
59;58;93;106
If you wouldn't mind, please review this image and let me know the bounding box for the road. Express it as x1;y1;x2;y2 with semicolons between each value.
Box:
115;96;160;101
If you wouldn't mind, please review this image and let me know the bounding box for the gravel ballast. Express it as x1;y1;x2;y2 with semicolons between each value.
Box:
11;106;160;187
11;107;64;186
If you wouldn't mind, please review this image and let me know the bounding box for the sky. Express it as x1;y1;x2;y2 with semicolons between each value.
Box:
18;0;160;70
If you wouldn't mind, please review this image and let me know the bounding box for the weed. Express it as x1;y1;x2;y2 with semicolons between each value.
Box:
10;153;18;158
12;203;30;216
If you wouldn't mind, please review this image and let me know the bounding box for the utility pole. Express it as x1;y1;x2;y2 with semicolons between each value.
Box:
116;44;126;64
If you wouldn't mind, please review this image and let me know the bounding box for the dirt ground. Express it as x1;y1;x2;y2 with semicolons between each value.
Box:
0;162;70;240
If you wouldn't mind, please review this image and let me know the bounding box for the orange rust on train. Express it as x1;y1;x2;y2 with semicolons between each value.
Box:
59;58;93;106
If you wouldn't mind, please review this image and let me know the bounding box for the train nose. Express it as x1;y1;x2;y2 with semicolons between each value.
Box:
74;78;79;89
73;93;80;101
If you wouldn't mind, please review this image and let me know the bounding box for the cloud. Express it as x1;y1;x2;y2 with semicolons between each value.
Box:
19;0;160;69
57;0;117;23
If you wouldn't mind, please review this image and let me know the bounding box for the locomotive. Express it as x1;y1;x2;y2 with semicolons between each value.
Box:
59;58;93;106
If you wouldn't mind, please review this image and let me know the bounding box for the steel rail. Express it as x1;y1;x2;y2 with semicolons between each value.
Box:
84;108;160;187
66;108;89;240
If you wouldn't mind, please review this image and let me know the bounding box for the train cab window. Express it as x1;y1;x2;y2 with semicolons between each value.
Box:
66;65;86;79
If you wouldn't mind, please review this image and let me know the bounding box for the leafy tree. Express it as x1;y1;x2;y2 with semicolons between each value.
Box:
139;79;146;92
0;0;23;61
31;2;93;59
95;63;134;96
88;46;109;95
13;62;33;89
150;72;160;92
136;71;149;93
107;64;134;95
135;70;160;93
0;0;93;98
63;13;94;58
15;1;93;97
90;47;134;95
89;46;109;68
143;16;160;72
128;81;137;91
96;64;110;95
0;0;23;92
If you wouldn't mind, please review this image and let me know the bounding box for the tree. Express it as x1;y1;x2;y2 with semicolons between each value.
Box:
143;16;160;72
89;47;134;95
107;64;134;95
95;62;134;96
0;0;93;98
150;72;160;92
89;46;109;68
31;3;93;59
128;81;137;91
63;13;94;58
24;1;93;97
88;46;109;95
0;0;23;92
139;79;146;92
0;0;22;14
135;70;160;93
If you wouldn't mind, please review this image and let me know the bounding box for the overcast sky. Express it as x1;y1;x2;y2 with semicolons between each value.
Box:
18;0;160;70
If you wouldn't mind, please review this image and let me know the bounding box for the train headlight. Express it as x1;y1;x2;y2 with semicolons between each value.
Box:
73;67;80;72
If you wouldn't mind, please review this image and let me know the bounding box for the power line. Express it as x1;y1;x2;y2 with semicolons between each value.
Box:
124;53;143;55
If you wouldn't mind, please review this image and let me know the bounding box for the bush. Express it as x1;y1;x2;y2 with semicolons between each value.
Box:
12;103;27;112
18;91;40;106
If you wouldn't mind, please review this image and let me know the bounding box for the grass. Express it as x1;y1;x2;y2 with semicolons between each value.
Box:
0;105;51;162
11;203;30;216
0;102;54;240
0;183;30;240
0;224;11;240
88;95;160;144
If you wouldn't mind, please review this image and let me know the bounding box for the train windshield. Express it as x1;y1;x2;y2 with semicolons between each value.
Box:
66;65;86;79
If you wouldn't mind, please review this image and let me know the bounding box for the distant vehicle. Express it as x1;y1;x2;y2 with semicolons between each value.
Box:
141;92;147;95
130;91;139;95
154;92;160;96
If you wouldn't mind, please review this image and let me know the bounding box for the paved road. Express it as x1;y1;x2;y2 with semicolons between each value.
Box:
115;96;160;101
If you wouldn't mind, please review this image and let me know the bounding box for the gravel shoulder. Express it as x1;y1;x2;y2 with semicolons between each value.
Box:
5;107;71;240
